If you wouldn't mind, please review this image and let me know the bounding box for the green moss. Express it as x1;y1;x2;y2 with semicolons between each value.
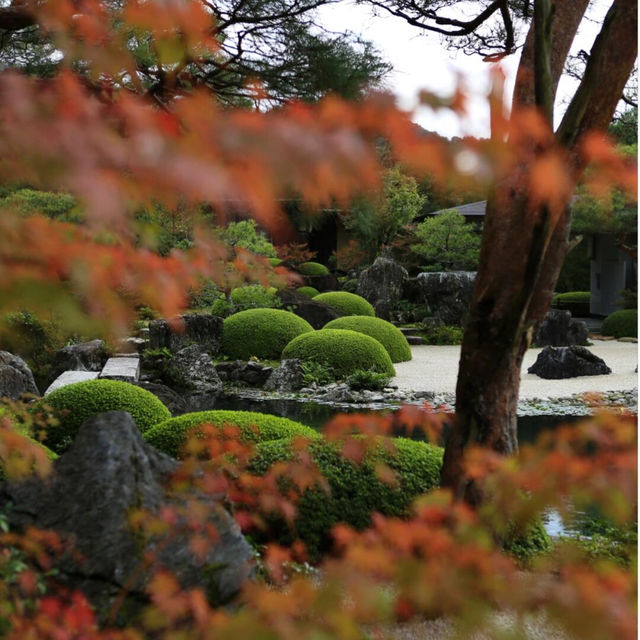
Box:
601;309;637;338
313;292;375;317
324;316;411;362
552;291;591;304
282;329;395;378
144;410;319;458
251;436;443;559
268;257;283;267
222;308;313;360
38;380;171;453
298;261;330;276
296;286;320;298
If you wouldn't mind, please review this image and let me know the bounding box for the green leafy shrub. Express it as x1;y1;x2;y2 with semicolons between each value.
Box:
268;257;283;267
501;521;551;565
313;292;375;317
40;380;171;453
1;188;80;221
250;436;443;559
230;285;281;310
422;324;464;345
324;316;411;362
282;329;395;378
296;286;319;298
601;309;638;338
210;296;233;318
347;368;390;391
144;410;319;458
300;360;336;386
298;262;329;276
552;291;590;316
222;309;313;360
222;220;277;257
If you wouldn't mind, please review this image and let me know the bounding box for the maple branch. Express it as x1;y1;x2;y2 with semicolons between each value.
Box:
533;0;554;124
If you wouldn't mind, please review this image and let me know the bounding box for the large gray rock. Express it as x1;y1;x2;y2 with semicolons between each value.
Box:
133;381;188;416
412;271;476;326
50;340;107;380
534;310;589;347
528;345;611;379
0;411;253;610
215;360;273;387
277;289;341;329
264;359;305;392
356;255;408;320
172;344;222;393
0;351;39;399
149;314;223;354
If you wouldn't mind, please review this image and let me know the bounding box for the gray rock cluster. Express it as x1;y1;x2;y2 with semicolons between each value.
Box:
528;345;611;379
264;359;305;392
0;351;39;399
50;339;108;380
172;344;222;393
534;310;588;347
356;255;408;320
149;314;223;354
413;271;476;326
216;360;274;386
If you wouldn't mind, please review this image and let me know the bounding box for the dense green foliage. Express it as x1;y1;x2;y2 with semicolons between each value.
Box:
230;285;281;310
501;521;551;565
282;329;395;377
268;257;283;267
0;188;79;221
313;292;375;317
412;210;481;271
144;410;318;458
250;436;443;559
222;309;313;360
346;369;390;390
555;242;590;293
222;220;277;257
601;309;638;338
324;316;412;362
40;380;171;453
298;261;330;276
571;187;637;235
422;324;464;345
296;286;320;298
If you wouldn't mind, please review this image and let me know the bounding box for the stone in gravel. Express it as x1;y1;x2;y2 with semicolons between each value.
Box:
356;254;408;320
528;345;612;379
264;359;305;392
534;310;588;347
0;411;253;613
0;351;39;400
149;314;223;354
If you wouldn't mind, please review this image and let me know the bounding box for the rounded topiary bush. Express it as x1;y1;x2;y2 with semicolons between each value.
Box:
601;309;637;338
313;291;375;317
144;410;319;458
250;436;443;559
282;329;395;378
39;379;171;453
298;262;330;276
230;284;280;309
222;308;313;360
268;257;283;267
324;316;412;363
552;291;591;316
296;286;319;298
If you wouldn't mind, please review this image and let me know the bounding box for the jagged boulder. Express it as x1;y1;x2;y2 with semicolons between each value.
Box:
0;351;39;400
50;340;108;379
215;360;274;387
528;345;611;379
534;310;589;347
133;381;188;416
264;359;305;392
171;345;222;393
0;411;253;611
149;314;223;354
411;271;476;326
277;289;341;329
356;255;408;320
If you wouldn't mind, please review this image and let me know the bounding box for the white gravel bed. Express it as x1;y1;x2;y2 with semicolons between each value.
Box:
393;339;638;400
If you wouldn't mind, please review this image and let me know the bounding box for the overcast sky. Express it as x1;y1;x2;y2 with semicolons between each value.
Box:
317;1;611;138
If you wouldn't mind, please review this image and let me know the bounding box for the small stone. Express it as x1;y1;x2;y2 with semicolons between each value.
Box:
0;351;39;400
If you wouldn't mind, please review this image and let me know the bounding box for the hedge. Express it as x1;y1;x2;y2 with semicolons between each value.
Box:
40;379;171;453
324;316;412;362
282;329;395;378
250;436;443;559
601;309;638;338
552;291;590;316
296;286;320;298
313;292;375;317
298;261;330;276
222;308;314;360
144;410;319;458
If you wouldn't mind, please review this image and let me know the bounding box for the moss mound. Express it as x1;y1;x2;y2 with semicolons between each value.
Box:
313;292;375;317
222;308;314;360
268;257;283;267
324;316;412;362
298;261;330;276
144;410;318;458
40;379;171;453
296;286;319;298
282;329;395;378
601;309;637;338
229;284;280;309
251;436;443;559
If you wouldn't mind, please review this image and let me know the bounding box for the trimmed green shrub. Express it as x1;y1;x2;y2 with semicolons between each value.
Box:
298;262;329;276
422;324;464;345
144;410;319;458
222;220;277;257
40;380;171;453
313;292;375;317
552;291;590;316
347;369;390;391
601;309;638;338
251;436;443;559
296;286;319;298
230;284;281;310
268;257;283;267
324;316;411;362
222;309;313;360
282;329;395;378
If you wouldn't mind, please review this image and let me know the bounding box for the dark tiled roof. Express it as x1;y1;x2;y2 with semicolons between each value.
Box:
430;201;487;217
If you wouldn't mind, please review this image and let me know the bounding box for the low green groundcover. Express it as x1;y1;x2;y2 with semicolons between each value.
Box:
298;262;330;276
250;436;443;559
296;286;320;298
313;291;375;317
324;316;412;362
144;410;318;458
222;308;313;360
229;284;280;309
39;379;171;453
601;309;637;338
282;329;395;378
